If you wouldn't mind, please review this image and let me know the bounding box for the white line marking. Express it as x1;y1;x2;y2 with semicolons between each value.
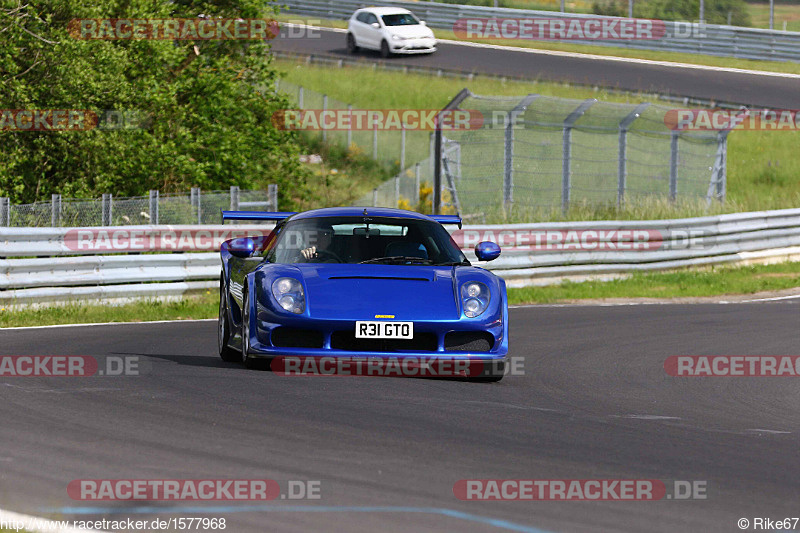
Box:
0;507;109;533
741;293;800;303
614;414;682;421
1;319;215;331
285;23;800;80
747;428;792;434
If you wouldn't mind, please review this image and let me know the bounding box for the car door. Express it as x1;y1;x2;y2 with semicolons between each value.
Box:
362;12;382;50
351;12;371;49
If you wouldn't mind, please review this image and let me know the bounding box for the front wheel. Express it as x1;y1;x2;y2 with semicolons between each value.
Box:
218;280;240;362
469;360;505;383
241;290;265;370
346;33;358;54
380;40;392;58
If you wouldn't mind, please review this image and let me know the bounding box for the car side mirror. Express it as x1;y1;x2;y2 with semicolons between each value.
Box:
475;241;501;262
420;20;427;26
370;22;380;28
229;237;255;258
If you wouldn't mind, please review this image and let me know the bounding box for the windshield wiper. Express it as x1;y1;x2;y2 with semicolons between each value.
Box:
360;256;433;265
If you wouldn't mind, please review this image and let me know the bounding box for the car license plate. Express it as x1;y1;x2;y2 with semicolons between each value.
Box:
355;321;413;339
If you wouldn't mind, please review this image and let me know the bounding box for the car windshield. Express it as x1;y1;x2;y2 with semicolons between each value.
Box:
264;216;468;266
381;13;420;27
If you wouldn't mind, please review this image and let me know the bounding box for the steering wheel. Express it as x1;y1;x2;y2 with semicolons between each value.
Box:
312;249;342;263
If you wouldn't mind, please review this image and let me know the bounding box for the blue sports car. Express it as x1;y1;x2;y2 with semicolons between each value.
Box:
218;207;508;381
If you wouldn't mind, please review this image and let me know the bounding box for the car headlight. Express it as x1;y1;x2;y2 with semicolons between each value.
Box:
461;282;490;318
391;34;404;40
272;277;305;314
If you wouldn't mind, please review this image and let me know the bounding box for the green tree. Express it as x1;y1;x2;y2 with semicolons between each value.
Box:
0;0;308;207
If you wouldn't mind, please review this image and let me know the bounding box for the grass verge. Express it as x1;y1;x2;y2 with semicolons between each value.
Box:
275;58;800;219
275;14;800;75
0;290;218;328
507;261;800;304
0;262;798;327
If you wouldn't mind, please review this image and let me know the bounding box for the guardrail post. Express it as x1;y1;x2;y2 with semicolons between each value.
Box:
102;193;112;226
0;197;8;227
149;190;159;225
322;94;328;142
51;194;61;227
505;95;538;213
618;103;650;209
230;186;240;211
669;131;679;202
268;183;278;211
562;99;596;215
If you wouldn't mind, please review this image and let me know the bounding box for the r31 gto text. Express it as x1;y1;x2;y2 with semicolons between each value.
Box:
357;322;412;338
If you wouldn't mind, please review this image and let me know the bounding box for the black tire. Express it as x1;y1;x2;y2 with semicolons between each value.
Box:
469;360;505;383
218;279;240;362
380;40;392;58
346;33;358;54
241;290;266;370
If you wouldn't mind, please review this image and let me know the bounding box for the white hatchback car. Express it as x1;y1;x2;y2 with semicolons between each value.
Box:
347;7;437;57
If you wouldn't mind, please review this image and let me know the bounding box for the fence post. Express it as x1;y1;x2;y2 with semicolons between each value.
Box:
504;95;538;213
394;176;400;207
50;194;60;227
322;94;328;142
190;187;202;224
562;99;596;215
230;186;240;211
268;183;278;211
347;104;353;148
400;125;406;171
372;118;378;160
414;163;421;205
0;197;8;227
372;188;378;207
618;103;650;209
429;132;435;178
102;193;113;226
715;132;728;202
149;190;159;225
669;131;679;202
298;86;304;108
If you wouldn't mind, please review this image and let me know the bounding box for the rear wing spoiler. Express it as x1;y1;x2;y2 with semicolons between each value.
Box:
430;215;462;229
222;210;297;222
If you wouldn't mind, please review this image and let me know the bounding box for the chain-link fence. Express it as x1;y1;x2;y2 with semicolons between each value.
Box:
360;92;726;222
276;78;436;175
0;186;277;227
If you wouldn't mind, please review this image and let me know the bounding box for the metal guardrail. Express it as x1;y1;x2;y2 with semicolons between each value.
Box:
1;209;799;304
276;0;800;62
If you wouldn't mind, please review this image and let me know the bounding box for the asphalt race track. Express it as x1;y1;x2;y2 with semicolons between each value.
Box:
1;301;799;532
270;27;800;109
